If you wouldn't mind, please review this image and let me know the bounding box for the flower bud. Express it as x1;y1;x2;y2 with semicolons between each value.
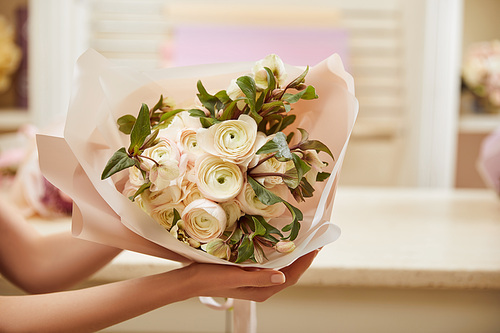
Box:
275;240;296;254
187;238;201;248
205;239;231;260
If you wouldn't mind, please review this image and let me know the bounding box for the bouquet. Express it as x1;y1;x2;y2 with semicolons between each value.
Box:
101;55;333;263
37;49;358;269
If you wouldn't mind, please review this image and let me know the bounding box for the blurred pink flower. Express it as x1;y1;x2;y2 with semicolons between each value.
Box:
478;126;500;194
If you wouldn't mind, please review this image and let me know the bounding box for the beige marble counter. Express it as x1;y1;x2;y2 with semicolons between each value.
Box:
26;187;500;290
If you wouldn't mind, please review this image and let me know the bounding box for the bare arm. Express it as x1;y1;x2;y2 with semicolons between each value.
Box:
0;250;318;333
0;198;122;293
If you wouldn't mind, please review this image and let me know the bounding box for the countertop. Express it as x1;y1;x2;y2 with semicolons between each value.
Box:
27;187;500;290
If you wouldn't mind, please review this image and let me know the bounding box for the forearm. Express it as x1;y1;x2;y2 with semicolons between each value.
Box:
0;267;193;333
0;199;121;293
19;233;121;293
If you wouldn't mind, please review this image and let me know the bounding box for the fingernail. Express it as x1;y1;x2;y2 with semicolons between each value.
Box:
271;273;286;284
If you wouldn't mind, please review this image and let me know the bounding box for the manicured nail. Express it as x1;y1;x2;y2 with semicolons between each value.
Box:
271;273;286;284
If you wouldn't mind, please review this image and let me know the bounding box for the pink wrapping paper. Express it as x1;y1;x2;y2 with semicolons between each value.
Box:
37;49;358;269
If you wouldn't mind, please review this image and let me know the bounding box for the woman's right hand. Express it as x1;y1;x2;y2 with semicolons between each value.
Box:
184;249;319;302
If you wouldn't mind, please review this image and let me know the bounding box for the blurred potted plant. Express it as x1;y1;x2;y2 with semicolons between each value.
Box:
462;40;500;114
0;15;21;94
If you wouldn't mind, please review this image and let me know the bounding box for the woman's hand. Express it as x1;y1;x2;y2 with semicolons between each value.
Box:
184;249;319;302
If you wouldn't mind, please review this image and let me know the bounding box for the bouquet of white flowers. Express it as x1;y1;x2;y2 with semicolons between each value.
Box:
37;49;358;269
101;54;333;263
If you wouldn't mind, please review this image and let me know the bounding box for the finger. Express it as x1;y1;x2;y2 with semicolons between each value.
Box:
236;269;286;287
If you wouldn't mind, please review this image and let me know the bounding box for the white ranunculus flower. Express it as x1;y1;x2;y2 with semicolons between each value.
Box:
178;128;203;162
181;180;204;206
252;54;287;90
127;166;146;187
150;202;185;230
160;111;203;140
236;182;287;219
142;185;183;211
140;138;180;171
220;200;243;229
197;114;259;167
181;199;227;243
194;155;244;202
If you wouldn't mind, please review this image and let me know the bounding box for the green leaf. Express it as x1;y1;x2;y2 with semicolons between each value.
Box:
188;108;208;118
247;177;303;241
249;109;263;125
283;85;318;104
196;80;218;116
299;85;318;100
236;76;257;112
117;115;136;135
151;95;164;112
297;128;309;143
299;140;334;160
129;103;152;152
235;235;254;263
228;228;243;245
299;178;315;198
219;100;238;121
255;88;266;115
287;66;309;89
281;202;302;241
251;215;283;240
264;67;277;92
278;115;296;132
140;129;159;149
159;109;184;123
200;117;216;128
215;90;231;104
247;176;283;206
291;153;311;183
250;216;267;240
316;172;331;182
283;167;299;189
261;101;285;114
171;208;181;228
256;132;292;159
128;182;151;201
101;147;136;180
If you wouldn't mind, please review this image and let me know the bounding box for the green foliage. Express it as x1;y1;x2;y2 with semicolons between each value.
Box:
128;182;151;201
247;176;302;241
129;103;152;153
235;235;254;263
117;115;136;134
101;147;137;180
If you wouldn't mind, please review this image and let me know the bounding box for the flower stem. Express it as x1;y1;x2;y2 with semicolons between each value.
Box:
137;154;160;167
248;172;293;179
249;153;276;170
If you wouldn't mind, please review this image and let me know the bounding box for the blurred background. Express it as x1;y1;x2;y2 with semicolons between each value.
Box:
1;1;500;333
1;0;498;191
